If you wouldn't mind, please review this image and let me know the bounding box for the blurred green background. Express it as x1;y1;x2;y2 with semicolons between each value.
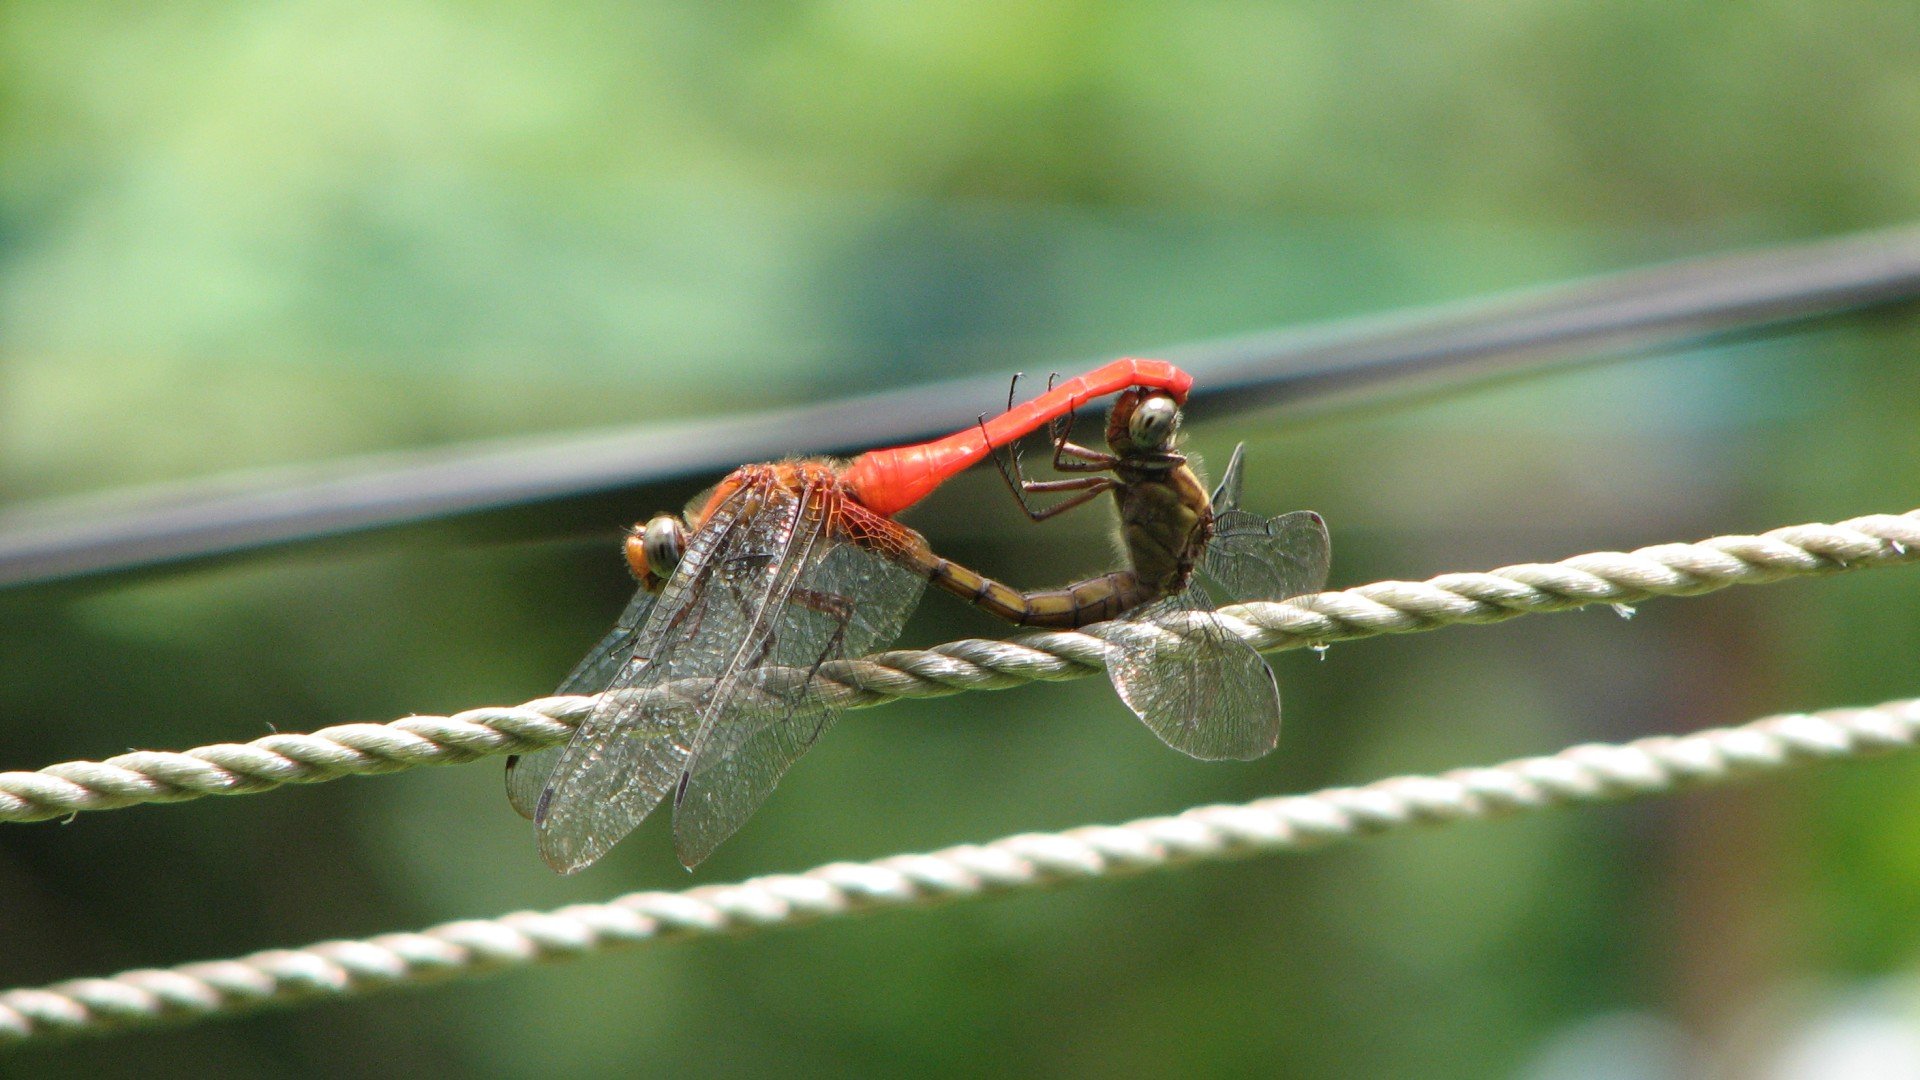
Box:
5;3;1920;1078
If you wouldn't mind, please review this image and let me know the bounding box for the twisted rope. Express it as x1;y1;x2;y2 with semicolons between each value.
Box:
3;508;1916;824
6;695;1918;1045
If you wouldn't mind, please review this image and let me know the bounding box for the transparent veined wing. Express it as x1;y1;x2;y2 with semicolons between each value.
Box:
505;586;660;820
673;495;927;867
556;590;660;697
533;475;801;873
1106;442;1328;762
1107;583;1282;761
1209;441;1251;512
1203;443;1331;604
1204;509;1330;605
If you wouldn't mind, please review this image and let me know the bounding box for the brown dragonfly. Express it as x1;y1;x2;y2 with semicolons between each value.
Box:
509;360;1196;872
975;385;1332;759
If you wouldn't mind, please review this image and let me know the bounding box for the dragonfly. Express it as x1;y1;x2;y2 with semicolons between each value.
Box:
508;358;1195;872
981;385;1332;760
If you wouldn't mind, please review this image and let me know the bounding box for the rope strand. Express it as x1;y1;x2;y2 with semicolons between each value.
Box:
6;695;1917;1045
3;508;1916;823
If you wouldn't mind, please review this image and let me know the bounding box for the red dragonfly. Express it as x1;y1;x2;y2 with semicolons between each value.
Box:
984;386;1331;759
508;358;1193;872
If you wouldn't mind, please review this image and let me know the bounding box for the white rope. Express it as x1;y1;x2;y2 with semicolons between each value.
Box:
2;508;1916;823
5;695;1917;1045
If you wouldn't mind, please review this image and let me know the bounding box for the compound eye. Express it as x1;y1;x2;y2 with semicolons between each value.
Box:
1127;394;1181;450
642;516;688;579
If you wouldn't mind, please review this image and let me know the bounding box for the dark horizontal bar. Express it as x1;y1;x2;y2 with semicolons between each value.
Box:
3;222;1918;589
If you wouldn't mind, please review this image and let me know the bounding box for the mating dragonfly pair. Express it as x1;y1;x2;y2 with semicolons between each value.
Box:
507;359;1332;872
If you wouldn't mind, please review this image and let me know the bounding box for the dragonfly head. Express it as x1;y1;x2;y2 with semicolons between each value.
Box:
624;514;688;590
1107;389;1183;456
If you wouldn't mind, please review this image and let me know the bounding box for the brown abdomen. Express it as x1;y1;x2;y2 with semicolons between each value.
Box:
924;558;1156;629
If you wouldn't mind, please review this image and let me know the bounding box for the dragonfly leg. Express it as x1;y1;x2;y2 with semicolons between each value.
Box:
1042;392;1118;473
1014;477;1116;521
675;583;852;804
712;552;778;630
776;586;854;740
997;369;1093;464
1021;477;1111;493
987;432;1117;522
725;584;854;696
1048;440;1117;472
983;414;1053;517
1040;372;1068;447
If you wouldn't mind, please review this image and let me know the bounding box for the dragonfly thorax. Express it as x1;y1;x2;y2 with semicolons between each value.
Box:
1115;458;1212;597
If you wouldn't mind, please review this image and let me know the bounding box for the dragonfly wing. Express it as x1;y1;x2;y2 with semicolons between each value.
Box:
557;588;661;696
1111;448;1326;760
532;481;777;873
506;587;659;820
1209;442;1248;512
1204;509;1331;604
674;497;926;867
1109;583;1281;761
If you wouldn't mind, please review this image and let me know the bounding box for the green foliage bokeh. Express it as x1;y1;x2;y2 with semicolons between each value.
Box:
4;4;1920;1078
